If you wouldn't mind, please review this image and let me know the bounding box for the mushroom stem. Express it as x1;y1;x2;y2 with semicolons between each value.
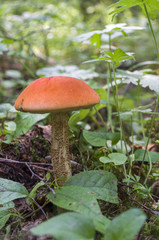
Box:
51;112;72;185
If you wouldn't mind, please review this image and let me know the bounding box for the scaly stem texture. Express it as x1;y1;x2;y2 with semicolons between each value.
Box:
51;112;72;186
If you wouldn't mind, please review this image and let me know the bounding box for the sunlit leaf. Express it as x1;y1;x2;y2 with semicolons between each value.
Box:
98;48;135;66
108;0;159;20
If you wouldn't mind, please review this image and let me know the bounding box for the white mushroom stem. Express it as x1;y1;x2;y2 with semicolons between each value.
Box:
51;112;72;185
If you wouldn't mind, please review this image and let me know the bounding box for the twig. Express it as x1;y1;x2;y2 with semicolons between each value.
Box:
25;163;56;197
29;165;53;173
122;188;159;216
0;157;52;166
23;200;49;219
0;157;82;170
30;197;48;220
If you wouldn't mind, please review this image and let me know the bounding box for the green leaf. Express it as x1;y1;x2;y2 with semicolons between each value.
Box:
1;38;14;44
65;170;118;204
96;88;107;102
140;0;159;20
69;109;90;129
90;33;101;48
14;112;48;136
114;48;134;62
99;49;134;67
108;0;159;20
83;130;120;146
100;153;127;165
0;201;14;212
134;149;159;162
108;0;143;16
4;121;16;133
0;103;16;114
47;186;109;233
120;70;159;93
0;211;11;230
31;212;95;240
1;134;13;144
104;208;146;240
26;181;45;204
0;178;28;204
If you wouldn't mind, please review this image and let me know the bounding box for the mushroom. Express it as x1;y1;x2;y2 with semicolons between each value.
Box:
15;76;100;185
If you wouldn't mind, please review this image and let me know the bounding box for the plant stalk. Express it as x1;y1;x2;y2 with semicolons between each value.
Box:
51;112;72;186
143;2;159;60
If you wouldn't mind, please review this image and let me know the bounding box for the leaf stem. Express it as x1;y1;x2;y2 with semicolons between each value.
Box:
138;96;159;179
107;34;114;133
112;64;123;147
112;64;127;178
143;2;159;60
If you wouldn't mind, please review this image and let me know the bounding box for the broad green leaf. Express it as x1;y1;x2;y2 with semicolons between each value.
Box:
14;112;48;137
0;211;11;230
1;134;13;144
69;109;90;129
47;186;109;233
104;208;146;240
117;69;159;93
0;178;28;204
134;149;159;162
83;130;120;146
0;201;14;212
0;103;16;114
31;212;95;240
65;170;118;204
100;153;127;165
4;121;16;133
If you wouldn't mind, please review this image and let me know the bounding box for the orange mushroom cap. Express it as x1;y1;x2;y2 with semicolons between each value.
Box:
15;76;100;113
